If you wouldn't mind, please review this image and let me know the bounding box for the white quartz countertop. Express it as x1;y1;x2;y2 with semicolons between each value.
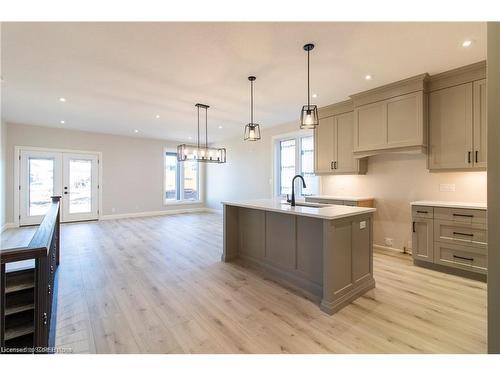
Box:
307;195;374;202
411;200;487;210
222;199;376;220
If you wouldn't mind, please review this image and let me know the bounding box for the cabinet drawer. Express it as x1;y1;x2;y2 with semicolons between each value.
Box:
412;206;433;219
434;242;487;274
434;207;486;224
434;220;487;249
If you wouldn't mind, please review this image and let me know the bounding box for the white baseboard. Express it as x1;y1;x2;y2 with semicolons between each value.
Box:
374;244;412;255
1;222;19;232
204;208;223;214
100;207;209;221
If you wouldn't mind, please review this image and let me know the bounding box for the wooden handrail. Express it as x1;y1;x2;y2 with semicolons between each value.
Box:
1;196;61;352
1;197;61;264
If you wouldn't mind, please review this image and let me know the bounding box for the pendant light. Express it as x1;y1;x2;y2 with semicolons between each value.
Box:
300;43;319;129
177;103;227;163
244;76;261;141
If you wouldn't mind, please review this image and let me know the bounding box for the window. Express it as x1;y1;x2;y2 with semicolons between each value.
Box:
276;134;319;197
164;152;200;203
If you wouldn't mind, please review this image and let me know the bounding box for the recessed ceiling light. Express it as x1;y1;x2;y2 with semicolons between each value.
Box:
60;120;65;124
59;97;66;102
365;74;373;81
155;114;160;119
133;129;139;133
312;93;318;98
462;40;472;48
218;125;223;129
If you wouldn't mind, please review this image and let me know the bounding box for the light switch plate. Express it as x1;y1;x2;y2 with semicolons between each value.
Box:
440;183;456;192
360;221;366;229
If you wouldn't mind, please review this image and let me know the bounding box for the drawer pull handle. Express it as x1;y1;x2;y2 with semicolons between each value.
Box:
412;222;415;233
453;255;474;262
453;231;474;237
416;210;428;214
453;213;474;218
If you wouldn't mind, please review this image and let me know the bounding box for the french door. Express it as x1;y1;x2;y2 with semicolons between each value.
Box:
19;150;99;225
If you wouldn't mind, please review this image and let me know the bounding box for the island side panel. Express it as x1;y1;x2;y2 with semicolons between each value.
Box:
222;204;240;261
320;213;376;315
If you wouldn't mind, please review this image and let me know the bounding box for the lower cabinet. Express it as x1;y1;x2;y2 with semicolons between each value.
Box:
411;205;487;275
412;217;433;263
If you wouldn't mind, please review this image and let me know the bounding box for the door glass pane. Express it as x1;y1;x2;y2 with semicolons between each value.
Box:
165;153;178;201
279;139;296;195
29;158;54;216
300;136;319;196
183;160;199;200
69;159;92;214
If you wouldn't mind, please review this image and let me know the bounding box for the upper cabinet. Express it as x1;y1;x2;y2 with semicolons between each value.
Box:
351;74;429;158
428;62;487;171
314;101;367;175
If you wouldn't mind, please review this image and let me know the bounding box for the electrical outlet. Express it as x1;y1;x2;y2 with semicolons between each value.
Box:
385;237;394;247
359;221;366;229
111;207;116;213
440;183;456;192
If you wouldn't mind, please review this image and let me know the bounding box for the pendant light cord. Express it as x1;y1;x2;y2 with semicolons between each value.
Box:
197;105;200;149
251;79;254;124
205;107;208;149
307;49;310;108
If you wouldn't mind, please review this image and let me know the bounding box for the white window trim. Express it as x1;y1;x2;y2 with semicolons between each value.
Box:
270;130;321;199
163;147;204;206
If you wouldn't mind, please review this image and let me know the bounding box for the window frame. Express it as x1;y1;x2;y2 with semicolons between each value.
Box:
163;148;203;206
272;130;320;198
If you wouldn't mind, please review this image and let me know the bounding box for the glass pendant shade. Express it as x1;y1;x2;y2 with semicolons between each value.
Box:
177;144;226;163
300;105;319;129
244;123;261;141
244;76;262;141
300;43;318;130
177;103;227;163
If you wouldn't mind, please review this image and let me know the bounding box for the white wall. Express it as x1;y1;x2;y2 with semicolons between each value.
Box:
207;121;487;250
1;119;6;229
4;122;205;223
206;121;298;210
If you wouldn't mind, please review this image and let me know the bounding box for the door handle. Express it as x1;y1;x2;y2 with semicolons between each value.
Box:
412;221;415;233
475;150;479;163
330;161;334;170
334;161;337;169
468;151;471;164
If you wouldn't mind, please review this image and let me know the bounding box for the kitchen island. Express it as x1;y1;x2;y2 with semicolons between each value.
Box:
222;199;376;314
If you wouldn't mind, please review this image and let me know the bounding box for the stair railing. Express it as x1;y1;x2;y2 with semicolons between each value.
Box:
1;196;61;353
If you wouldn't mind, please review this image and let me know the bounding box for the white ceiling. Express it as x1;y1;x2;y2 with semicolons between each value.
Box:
1;22;486;143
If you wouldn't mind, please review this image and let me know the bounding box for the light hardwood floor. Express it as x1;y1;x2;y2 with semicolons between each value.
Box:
1;213;487;353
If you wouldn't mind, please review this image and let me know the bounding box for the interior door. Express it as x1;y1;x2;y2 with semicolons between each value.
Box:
20;150;62;226
62;153;99;222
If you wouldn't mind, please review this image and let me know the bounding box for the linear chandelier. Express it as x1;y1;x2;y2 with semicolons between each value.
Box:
177;103;227;163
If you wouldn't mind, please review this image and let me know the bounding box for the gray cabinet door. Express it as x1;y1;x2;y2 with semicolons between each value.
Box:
353;101;386;152
334;112;357;173
429;83;473;170
314;116;335;174
386;91;424;148
412;217;434;262
473;79;487;168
